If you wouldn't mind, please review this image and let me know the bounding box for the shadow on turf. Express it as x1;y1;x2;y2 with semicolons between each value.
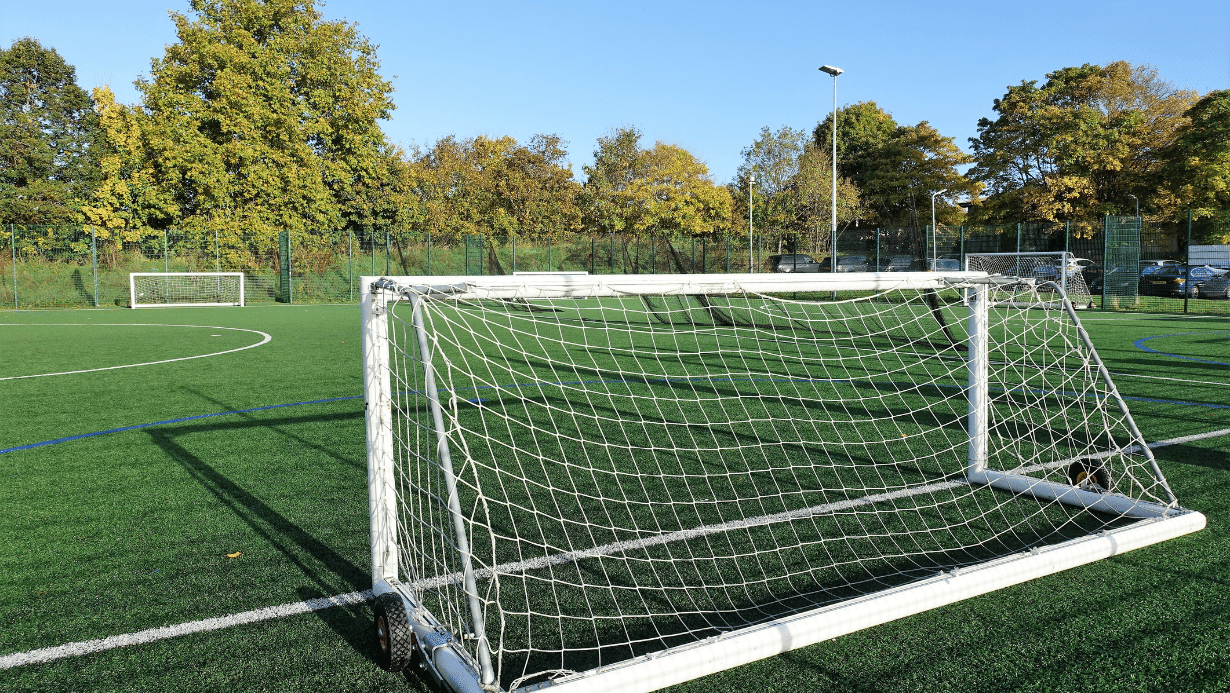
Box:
144;413;375;658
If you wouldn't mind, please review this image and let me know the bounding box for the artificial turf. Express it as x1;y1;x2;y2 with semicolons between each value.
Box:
0;302;1227;692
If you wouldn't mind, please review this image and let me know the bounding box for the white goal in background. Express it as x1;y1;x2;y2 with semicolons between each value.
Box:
361;272;1203;693
964;252;1094;307
129;272;245;308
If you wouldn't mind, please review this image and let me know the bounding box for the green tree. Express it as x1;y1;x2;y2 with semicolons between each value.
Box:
732;125;806;235
95;0;397;249
969;61;1197;222
0;37;101;224
813;102;974;232
1161;90;1230;220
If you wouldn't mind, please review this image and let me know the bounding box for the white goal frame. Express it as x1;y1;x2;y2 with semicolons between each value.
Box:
361;272;1204;693
129;272;245;308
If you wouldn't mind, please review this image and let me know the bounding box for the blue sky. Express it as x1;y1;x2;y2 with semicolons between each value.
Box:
3;0;1228;185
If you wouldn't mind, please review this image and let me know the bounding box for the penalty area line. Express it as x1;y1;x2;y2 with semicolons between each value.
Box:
4;427;1229;670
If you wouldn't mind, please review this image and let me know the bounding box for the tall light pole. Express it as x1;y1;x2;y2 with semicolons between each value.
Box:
820;65;843;273
1127;193;1139;220
748;170;755;272
930;189;947;269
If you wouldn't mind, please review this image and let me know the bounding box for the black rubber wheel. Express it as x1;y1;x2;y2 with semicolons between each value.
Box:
1190;285;1200;299
373;592;416;672
1066;458;1112;492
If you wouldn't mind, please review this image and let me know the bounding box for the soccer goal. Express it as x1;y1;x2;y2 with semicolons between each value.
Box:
964;252;1094;307
129;272;245;308
361;272;1203;693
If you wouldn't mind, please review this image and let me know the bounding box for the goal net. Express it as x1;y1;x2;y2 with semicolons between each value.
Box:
964;252;1094;307
361;272;1202;693
130;272;245;308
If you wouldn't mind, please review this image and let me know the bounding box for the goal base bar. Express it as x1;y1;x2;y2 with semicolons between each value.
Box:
538;510;1204;693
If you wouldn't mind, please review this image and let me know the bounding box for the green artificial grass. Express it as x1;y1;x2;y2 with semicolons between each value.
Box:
1;303;1227;692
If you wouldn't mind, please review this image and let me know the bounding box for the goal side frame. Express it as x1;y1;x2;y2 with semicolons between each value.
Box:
361;273;1205;693
129;272;246;308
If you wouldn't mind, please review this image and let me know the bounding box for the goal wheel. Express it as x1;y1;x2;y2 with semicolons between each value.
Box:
373;592;416;672
1066;458;1112;492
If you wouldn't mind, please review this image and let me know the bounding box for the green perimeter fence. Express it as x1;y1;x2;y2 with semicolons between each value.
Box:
3;211;1229;313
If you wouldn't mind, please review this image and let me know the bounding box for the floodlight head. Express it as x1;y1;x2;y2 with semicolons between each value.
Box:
819;65;844;77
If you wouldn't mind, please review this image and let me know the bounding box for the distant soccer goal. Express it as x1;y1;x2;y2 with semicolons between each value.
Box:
129;272;245;308
964;252;1094;307
361;272;1203;693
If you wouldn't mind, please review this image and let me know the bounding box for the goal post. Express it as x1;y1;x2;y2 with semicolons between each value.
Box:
361;272;1203;693
129;272;245;308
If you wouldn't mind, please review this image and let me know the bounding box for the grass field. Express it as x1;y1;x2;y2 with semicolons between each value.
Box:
2;298;1228;693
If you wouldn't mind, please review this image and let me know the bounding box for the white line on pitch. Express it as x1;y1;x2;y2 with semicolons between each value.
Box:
0;324;272;380
3;426;1228;671
0;590;372;669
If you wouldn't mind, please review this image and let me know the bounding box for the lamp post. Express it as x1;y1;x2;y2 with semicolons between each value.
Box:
930;189;947;269
748;170;754;272
1127;193;1139;220
820;65;843;273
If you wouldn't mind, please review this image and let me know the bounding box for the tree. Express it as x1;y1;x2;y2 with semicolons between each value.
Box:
581;127;731;237
813;102;974;232
92;0;397;249
0;37;101;224
968;61;1197;222
732;126;806;235
1161;90;1230;219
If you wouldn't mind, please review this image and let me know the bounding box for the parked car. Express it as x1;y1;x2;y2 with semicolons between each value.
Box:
1138;265;1229;298
876;255;923;272
765;254;823;273
1205;271;1230;299
928;257;962;271
1139;259;1181;276
1034;257;1103;289
817;255;870;272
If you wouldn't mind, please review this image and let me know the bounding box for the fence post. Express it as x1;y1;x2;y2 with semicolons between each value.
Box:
725;234;730;274
1184;210;1193;314
163;230;169;273
1101;216;1109;310
348;229;355;302
214;228;220;271
511;235;516;274
10;224;17;309
385;229;391;275
959;226;965;264
428;232;433;276
547;237;551;271
91;226;99;307
610;233;615;274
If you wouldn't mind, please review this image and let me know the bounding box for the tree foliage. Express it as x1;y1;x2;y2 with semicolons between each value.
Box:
87;0;397;248
969;61;1197;222
1161;90;1230;219
0;37;100;224
405;134;582;241
814;102;974;231
581;127;731;238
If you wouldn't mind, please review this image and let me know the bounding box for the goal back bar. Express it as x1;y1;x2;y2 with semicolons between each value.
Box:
361;272;1203;693
130;272;245;308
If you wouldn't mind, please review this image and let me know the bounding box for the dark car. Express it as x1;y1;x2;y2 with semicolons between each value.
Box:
928;257;962;271
1138;265;1228;298
1139;259;1181;276
877;255;923;272
817;255;870;272
765;254;823;273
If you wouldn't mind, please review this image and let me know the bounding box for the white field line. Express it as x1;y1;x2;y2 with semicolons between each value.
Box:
0;324;272;381
0;591;372;669
4;426;1228;671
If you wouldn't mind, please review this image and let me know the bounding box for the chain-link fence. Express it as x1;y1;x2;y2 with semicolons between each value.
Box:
3;214;1229;313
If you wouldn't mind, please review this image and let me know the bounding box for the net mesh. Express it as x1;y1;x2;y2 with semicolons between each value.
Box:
131;273;243;306
378;277;1172;690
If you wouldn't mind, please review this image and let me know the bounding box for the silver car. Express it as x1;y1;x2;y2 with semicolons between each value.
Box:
1204;270;1230;299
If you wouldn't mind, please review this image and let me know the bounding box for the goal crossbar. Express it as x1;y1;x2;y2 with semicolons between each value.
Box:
361;272;1204;693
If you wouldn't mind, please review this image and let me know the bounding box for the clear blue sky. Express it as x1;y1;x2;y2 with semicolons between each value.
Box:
3;0;1228;185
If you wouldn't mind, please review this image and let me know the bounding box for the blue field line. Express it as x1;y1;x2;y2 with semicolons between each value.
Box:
7;373;1229;456
0;395;363;455
1133;331;1230;367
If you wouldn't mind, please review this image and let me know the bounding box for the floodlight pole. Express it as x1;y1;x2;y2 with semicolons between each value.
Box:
931;189;947;269
820;65;843;273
